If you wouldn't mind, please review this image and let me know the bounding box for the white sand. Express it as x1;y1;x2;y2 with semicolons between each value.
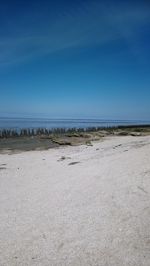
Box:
0;136;150;266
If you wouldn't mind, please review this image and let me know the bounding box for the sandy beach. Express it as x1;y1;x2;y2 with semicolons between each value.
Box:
0;135;150;266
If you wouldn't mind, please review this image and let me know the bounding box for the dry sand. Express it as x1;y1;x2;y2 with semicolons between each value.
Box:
0;136;150;266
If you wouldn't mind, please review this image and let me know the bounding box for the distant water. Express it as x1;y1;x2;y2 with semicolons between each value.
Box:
0;118;150;130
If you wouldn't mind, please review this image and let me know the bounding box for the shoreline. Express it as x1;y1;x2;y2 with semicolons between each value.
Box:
0;125;150;153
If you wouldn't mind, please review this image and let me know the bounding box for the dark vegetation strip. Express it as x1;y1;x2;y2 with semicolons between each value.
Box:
0;125;150;139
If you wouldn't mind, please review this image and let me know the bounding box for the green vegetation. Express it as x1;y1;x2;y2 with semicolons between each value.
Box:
0;125;150;139
0;125;150;152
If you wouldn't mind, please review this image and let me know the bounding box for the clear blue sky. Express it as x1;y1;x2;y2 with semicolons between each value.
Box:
0;0;150;120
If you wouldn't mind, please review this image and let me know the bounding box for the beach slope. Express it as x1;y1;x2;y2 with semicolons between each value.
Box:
0;136;150;266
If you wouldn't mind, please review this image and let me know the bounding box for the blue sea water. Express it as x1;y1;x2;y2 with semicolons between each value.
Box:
0;118;149;130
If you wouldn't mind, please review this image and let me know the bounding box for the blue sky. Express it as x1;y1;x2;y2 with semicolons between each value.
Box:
0;0;150;120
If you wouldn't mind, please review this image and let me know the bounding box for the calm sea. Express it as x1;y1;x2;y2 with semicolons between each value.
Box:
0;118;149;130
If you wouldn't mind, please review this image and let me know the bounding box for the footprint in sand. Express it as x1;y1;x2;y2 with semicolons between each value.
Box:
68;161;80;166
58;156;71;162
0;167;7;170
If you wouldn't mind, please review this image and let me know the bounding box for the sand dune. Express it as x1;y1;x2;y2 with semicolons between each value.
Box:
0;136;150;266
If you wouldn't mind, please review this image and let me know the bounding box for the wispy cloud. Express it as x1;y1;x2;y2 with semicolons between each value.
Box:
0;1;150;66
